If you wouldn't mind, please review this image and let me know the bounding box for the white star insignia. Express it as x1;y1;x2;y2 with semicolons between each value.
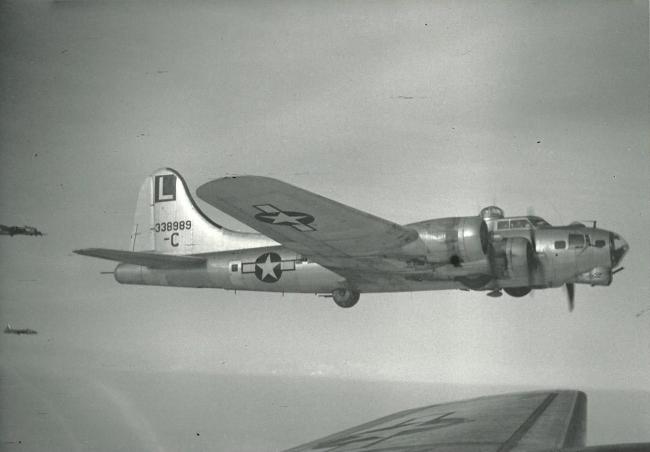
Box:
270;212;307;225
256;254;280;280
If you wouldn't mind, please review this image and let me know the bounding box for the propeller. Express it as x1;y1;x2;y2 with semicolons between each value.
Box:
526;210;543;288
566;283;575;312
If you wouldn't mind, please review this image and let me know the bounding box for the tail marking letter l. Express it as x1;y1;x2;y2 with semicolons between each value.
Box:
154;175;176;203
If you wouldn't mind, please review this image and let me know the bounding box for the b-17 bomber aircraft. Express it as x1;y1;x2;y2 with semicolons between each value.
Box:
75;168;629;309
0;224;44;237
4;324;37;335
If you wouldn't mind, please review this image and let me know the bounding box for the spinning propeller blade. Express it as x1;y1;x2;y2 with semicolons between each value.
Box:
566;283;575;312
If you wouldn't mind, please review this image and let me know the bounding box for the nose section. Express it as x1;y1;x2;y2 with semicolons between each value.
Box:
610;232;629;267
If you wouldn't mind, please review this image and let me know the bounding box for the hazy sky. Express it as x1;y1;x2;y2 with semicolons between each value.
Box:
1;0;648;449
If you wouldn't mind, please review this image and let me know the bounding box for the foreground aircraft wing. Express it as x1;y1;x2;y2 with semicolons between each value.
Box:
196;176;418;273
286;390;587;452
74;248;206;268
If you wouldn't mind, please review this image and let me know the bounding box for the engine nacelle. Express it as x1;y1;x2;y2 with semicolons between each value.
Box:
575;266;612;286
406;216;488;264
490;237;534;282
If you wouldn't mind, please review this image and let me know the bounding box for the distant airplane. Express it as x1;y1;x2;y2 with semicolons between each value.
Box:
285;390;649;451
0;225;44;237
4;324;37;335
75;168;629;309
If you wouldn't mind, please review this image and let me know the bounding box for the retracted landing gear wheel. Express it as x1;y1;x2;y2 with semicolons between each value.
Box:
332;289;360;308
504;287;532;298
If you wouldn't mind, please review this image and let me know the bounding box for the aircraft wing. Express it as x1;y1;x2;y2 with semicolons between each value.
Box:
74;248;206;268
285;390;587;452
196;176;419;275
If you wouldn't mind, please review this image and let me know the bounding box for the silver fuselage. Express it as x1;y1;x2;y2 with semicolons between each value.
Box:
114;216;626;295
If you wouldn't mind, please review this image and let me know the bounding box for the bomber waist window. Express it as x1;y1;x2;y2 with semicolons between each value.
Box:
568;234;585;248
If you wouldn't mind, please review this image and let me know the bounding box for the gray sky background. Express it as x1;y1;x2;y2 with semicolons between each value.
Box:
1;0;649;449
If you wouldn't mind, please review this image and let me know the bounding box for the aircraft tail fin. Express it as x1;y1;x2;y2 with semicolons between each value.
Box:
130;168;274;255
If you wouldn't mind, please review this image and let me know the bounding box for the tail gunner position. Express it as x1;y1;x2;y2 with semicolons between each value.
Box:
76;168;629;309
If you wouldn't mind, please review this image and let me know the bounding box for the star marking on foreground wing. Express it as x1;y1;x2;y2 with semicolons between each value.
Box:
312;412;470;450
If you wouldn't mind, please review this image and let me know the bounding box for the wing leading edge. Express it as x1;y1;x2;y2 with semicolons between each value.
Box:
285;390;586;452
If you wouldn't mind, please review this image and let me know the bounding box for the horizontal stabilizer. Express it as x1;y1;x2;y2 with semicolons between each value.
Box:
74;248;206;268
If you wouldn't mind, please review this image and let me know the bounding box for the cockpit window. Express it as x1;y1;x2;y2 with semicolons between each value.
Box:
568;234;585;248
528;216;550;227
480;206;504;219
555;240;566;249
510;219;531;229
497;220;510;230
595;239;606;248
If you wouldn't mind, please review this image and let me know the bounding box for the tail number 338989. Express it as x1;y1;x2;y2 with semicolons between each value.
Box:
154;220;192;232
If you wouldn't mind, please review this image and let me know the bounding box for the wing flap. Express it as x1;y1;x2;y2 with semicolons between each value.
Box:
196;176;418;262
74;248;206;268
285;390;586;452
